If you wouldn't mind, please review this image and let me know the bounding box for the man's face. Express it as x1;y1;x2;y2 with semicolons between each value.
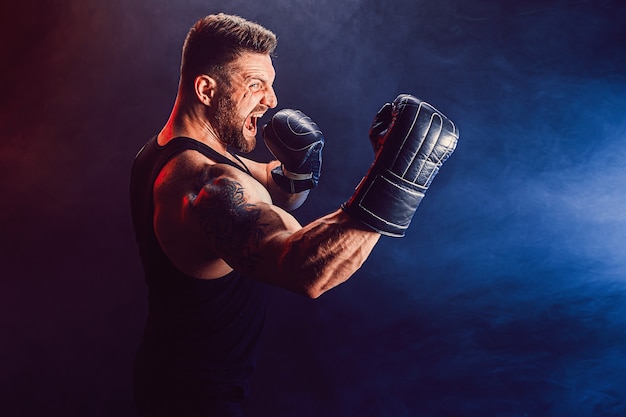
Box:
211;52;277;153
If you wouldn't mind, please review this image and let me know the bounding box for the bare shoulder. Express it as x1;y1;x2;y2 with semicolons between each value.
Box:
152;149;300;279
153;150;267;201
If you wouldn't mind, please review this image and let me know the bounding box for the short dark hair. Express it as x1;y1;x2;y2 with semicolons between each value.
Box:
180;13;277;92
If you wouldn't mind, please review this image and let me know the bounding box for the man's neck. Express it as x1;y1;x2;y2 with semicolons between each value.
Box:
158;98;228;155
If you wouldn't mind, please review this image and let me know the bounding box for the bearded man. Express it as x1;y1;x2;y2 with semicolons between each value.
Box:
130;13;458;417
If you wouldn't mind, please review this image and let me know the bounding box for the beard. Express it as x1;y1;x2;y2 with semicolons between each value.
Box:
210;90;255;153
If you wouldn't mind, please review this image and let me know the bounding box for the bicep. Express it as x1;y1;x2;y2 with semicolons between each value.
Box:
191;174;301;277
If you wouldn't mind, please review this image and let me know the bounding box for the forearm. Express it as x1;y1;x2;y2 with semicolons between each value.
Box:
264;160;310;211
267;209;381;298
237;157;310;211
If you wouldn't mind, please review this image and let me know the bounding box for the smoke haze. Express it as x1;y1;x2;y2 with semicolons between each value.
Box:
1;0;625;416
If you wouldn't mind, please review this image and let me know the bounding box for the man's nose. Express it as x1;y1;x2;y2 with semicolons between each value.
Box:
262;86;278;109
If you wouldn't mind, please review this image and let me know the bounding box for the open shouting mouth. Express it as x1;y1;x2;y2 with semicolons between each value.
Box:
245;114;261;136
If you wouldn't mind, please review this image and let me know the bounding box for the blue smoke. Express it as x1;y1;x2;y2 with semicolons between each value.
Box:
243;1;626;416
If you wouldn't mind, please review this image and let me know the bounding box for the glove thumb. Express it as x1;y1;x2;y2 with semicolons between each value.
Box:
369;102;393;153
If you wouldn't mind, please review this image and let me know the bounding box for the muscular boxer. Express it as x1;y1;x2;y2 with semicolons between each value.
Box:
129;13;458;417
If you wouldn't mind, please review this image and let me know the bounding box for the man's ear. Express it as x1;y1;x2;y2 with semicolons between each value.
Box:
194;75;217;105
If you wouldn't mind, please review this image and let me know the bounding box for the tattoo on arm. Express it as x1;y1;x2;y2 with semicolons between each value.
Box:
193;177;269;270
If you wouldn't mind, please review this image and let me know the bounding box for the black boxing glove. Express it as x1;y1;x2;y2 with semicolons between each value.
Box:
342;94;459;237
263;109;324;194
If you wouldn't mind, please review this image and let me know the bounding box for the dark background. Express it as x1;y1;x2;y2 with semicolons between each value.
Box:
2;0;626;416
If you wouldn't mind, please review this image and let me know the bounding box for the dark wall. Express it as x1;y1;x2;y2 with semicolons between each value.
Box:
2;0;626;416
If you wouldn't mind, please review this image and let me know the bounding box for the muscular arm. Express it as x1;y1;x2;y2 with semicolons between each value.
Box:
191;169;380;298
156;95;455;297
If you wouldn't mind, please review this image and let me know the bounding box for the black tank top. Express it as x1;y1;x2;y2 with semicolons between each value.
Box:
129;136;266;405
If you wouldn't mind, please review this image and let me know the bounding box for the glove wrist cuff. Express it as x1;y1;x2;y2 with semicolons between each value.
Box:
342;169;425;237
282;166;313;181
271;166;316;194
